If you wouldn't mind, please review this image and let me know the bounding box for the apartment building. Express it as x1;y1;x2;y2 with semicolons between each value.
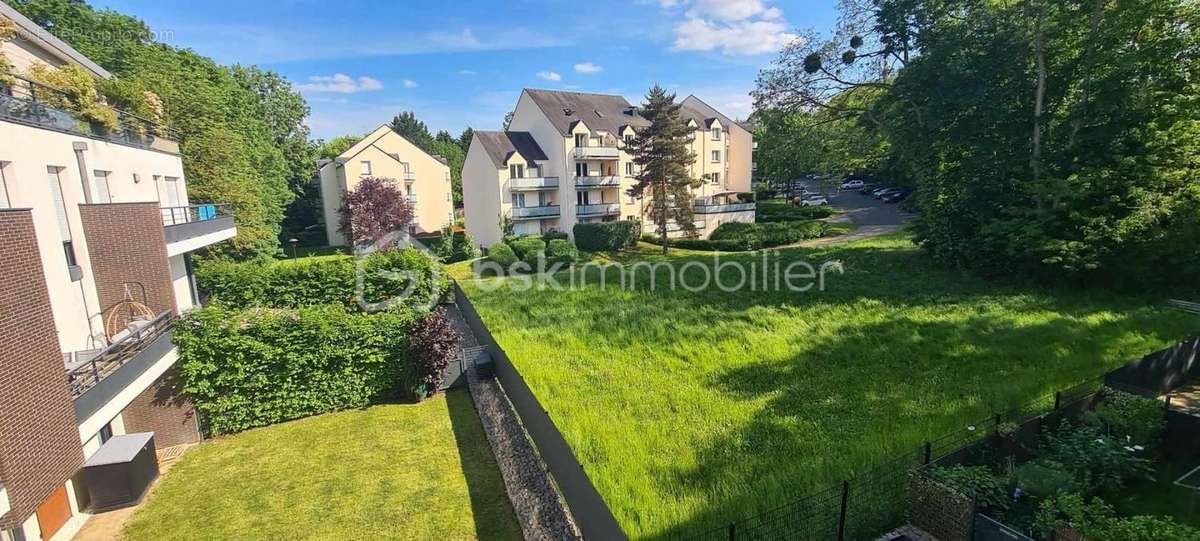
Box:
0;6;235;540
463;89;755;247
318;124;454;246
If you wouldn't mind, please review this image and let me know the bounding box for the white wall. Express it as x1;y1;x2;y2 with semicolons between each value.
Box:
509;92;572;233
461;137;504;248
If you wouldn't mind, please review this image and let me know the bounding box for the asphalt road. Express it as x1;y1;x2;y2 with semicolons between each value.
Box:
790;188;915;247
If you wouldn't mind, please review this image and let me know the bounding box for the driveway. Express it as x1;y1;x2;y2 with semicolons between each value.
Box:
793;189;915;247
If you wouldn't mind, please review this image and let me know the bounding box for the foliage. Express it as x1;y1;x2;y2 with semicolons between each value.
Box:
460;232;480;260
928;465;1011;512
1086;388;1166;447
174;304;416;435
488;242;517;267
508;237;546;260
13;0;306;259
1015;461;1079;499
1040;421;1154;494
573;220;640;251
626;85;701;248
316;135;363;160
390;111;435;151
195;248;447;311
709;221;830;249
431;130;465;207
407;308;460;399
641;235;758;252
0;18;15;84
25;63;119;130
1034;493;1200;541
435;226;456;262
757;198;836;222
521;248;546;268
337;177;414;247
542;229;569;242
546;239;579;264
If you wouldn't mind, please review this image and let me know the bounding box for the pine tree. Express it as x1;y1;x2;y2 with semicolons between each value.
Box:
626;86;700;253
389;111;434;152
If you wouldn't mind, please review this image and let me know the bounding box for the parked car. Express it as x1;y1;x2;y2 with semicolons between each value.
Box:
857;183;879;193
874;187;903;199
882;189;911;203
800;195;829;206
870;186;894;197
840;179;864;190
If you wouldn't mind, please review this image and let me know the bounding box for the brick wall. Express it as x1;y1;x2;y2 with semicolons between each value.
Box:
0;210;85;529
121;367;201;447
77;203;177;318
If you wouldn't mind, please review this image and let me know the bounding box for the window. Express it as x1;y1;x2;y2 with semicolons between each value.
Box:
711;127;722;141
509;164;525;178
711;172;721;184
575;162;589;177
537;192;547;206
93;170;112;203
623;133;634;144
711;150;721;163
625;162;635;176
576;191;591;206
511;193;526;208
360;160;372;176
574;133;587;147
47;167;77;267
0;162;10;208
99;423;113;443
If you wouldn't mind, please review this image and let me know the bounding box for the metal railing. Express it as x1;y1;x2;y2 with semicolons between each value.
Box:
577;203;619;216
573;146;620;159
0;75;180;147
403;171;416;181
161;203;233;227
406;194;418;204
509;177;560;190
694;202;756;214
509;205;561;219
65;310;175;397
575;175;620;187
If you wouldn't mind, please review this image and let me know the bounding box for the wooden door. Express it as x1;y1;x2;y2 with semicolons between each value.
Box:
35;484;71;540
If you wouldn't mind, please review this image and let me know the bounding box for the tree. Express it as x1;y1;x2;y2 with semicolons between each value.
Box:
407;308;460;399
316;135;363;160
456;127;474;154
626;86;700;253
337;177;414;247
390;111;434;152
230;65;316;196
429;138;465;208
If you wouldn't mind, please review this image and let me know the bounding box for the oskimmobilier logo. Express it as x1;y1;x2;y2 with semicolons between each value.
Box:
471;251;845;293
353;229;443;313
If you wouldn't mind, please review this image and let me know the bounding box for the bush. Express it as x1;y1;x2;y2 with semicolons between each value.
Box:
489;242;518;267
736;192;756;203
522;249;546;268
709;220;829;249
641;234;757;252
407;308;460;399
460;233;481;260
175;304;415;435
574;220;639;251
928;465;1011;513
1086;388;1166;447
542;229;569;242
1040;421;1154;494
1034;493;1200;540
1015;461;1079;499
546;239;579;263
434;227;455;262
756;199;836;222
508;237;546;260
196;248;447;311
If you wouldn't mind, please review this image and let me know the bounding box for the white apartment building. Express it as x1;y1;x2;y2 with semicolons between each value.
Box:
463;89;755;247
0;6;234;540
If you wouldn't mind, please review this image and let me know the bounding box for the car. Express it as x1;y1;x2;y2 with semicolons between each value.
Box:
875;187;904;199
800;195;829;206
840;179;864;190
870;186;894;197
857;183;879;193
882;189;911;203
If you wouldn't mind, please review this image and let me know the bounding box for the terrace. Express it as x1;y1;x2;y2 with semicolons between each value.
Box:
65;310;176;421
508;177;560;191
509;205;561;220
161;203;237;256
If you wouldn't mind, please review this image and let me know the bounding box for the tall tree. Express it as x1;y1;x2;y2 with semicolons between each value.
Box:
390;111;434;152
456;127;474;154
316;135;363;160
626;86;700;253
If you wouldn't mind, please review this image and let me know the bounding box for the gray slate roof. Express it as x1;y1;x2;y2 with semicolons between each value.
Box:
680;95;741;132
524;89;651;136
474;131;549;167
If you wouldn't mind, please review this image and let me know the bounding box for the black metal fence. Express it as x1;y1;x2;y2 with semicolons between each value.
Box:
0;74;180;146
65;310;176;396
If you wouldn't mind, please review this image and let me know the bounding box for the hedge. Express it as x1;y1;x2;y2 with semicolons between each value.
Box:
509;237;547;259
195;248;448;311
757;199;836;222
175;304;417;435
574;220;639;251
640;234;757;252
547;239;578;263
642;220;832;252
489;242;518;267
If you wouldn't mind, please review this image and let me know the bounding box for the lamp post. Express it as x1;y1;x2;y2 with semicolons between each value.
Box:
288;238;299;258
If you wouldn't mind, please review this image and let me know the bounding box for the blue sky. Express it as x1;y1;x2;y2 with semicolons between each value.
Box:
95;0;840;141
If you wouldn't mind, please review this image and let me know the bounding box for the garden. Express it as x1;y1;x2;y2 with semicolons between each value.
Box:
452;232;1200;539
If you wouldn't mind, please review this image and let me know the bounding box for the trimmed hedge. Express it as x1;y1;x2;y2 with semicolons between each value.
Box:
417;231;480;263
574;220;639;251
196;248;447;311
642;220;833;252
509;237;547;259
757;199;836;222
175;304;416;435
489;242;518;267
542;229;569;242
547;239;578;263
641;234;756;252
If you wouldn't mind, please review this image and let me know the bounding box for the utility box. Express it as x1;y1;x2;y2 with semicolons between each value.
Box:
81;432;159;512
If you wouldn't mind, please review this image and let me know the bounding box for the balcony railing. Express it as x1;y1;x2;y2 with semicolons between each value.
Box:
577;203;619;216
0;75;180;151
510;205;561;219
694;202;756;214
509;177;560;191
406;194;418;204
574;175;620;187
573;146;619;160
65;311;175;397
403;171;416;181
161;203;233;227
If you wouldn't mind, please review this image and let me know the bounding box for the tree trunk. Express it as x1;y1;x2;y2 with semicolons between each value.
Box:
1031;6;1046;185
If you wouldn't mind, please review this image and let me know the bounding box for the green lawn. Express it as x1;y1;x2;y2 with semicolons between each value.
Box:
122;391;520;541
1107;455;1200;528
454;233;1199;539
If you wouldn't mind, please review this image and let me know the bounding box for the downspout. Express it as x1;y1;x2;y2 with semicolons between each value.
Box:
73;142;93;204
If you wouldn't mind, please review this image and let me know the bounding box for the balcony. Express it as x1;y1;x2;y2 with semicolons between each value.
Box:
573;146;619;160
509;205;561;220
161;203;237;256
403;171;416;181
509;177;560;191
576;203;619;217
0;75;180;154
406;194;418;204
643;220;706;233
66;311;176;422
574;175;620;188
694;202;756;214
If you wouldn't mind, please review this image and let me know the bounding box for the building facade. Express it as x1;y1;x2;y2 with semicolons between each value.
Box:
463;89;755;247
318;125;455;246
0;6;235;540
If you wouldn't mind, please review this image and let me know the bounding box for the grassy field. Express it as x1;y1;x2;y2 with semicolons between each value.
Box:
454;233;1199;539
122;391;520;541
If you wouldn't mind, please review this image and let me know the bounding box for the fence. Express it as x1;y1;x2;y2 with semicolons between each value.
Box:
1104;336;1199;397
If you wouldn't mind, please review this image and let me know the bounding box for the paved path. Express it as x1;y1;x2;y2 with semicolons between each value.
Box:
793;190;915;247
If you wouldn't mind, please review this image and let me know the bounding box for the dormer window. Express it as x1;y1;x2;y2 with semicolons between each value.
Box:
711;127;722;141
624;133;634;144
509;164;525;179
575;133;588;147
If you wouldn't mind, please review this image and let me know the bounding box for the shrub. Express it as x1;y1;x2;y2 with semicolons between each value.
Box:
736;192;756;203
641;234;756;252
434;227;455;262
407;308;460;399
460;233;481;260
508;237;546;260
175;304;415;435
196;248;447;311
1086;388;1165;447
574;221;639;251
709;220;829;248
547;239;579;263
522;249;546;268
1040;421;1154;494
489;242;517;267
756;199;836;222
928;465;1011;513
1034;493;1200;540
542;229;569;242
1015;461;1079;499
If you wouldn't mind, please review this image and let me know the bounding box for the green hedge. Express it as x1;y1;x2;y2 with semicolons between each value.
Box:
641;221;833;252
489;243;518;267
757;199;836;222
547;239;578;263
574;220;639;251
640;234;757;252
196;248;448;311
509;237;546;259
175;305;416;435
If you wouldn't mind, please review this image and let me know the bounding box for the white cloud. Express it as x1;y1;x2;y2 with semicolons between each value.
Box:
297;73;384;93
574;62;603;74
403;79;418;88
459;69;477;76
685;0;777;21
672;17;797;56
537;71;563;81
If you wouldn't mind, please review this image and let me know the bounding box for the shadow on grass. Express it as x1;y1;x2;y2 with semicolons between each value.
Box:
445;389;523;541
